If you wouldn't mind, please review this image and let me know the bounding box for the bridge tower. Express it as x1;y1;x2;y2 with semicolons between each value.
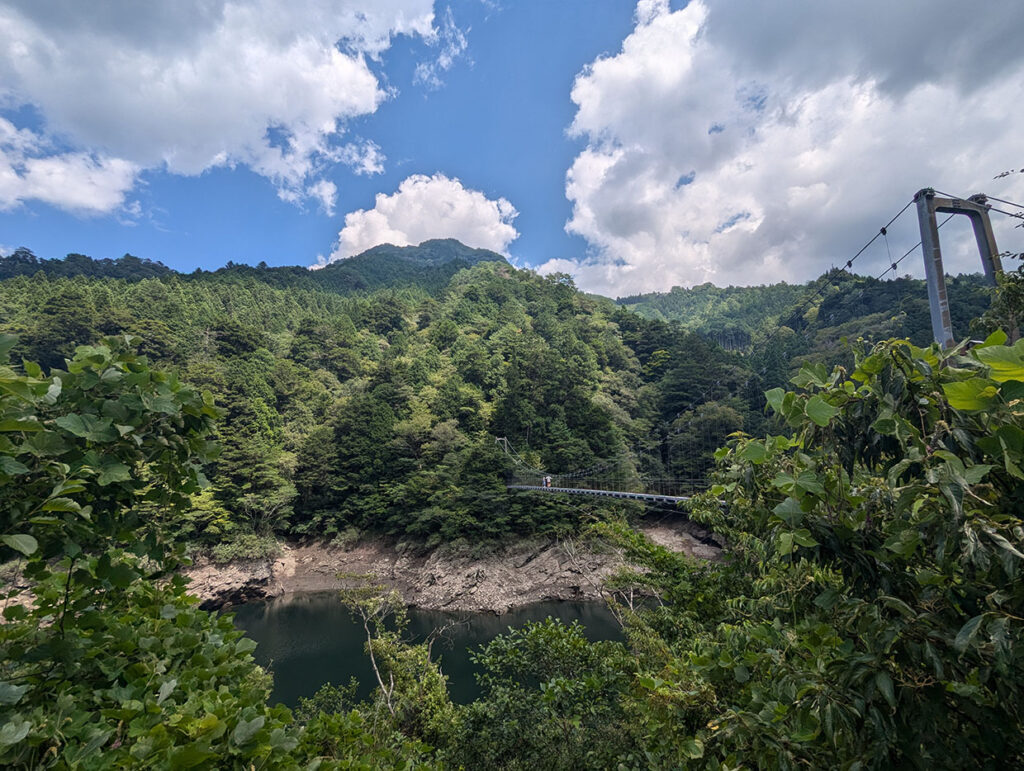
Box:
914;188;1002;348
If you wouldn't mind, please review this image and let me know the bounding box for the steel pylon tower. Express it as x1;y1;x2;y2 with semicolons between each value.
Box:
914;188;1002;348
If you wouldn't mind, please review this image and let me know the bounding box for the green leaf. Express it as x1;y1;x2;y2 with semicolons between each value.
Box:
764;387;785;414
97;461;132;486
235;637;258;655
986;529;1024;560
0;334;18;358
875;671;896;709
0;417;43;432
682;738;704;759
54;413;117;442
738;441;767;463
1001;380;1024;402
157;678;177;705
1;533;38;556
41;497;81;513
0;456;30;475
942;378;998;411
169;745;217;769
978;329;1008;348
962;464;994;485
975;340;1024;382
792;528;819;548
772;497;804;526
0;718;30;745
107;563;136;589
231;716;265;746
804;395;839;427
954;614;985;653
0;681;28;705
778;532;795;556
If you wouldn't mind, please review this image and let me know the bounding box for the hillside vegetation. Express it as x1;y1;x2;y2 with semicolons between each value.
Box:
0;246;768;551
2;243;1022;768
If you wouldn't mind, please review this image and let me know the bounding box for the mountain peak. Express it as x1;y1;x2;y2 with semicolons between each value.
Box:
347;239;507;267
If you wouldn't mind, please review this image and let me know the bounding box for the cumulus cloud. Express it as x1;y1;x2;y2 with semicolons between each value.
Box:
0;0;438;214
0;118;138;214
548;0;1024;295
321;173;518;264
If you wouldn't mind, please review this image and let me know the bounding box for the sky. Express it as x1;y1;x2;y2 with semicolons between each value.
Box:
1;0;1023;297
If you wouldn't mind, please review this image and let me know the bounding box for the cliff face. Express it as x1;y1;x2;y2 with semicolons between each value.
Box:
185;519;720;613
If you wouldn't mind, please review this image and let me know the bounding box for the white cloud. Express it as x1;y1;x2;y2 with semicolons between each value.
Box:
0;0;439;214
0;118;138;214
306;179;338;216
338;139;386;176
413;6;469;90
322;172;518;264
552;0;1024;295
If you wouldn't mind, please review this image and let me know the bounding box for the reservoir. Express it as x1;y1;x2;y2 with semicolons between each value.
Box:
231;592;624;707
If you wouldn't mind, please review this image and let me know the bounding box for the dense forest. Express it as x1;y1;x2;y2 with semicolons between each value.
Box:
0;243;777;556
619;271;991;354
2;243;1023;768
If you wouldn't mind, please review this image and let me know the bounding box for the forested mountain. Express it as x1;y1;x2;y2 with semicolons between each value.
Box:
2;239;507;296
0;244;997;553
0;246;768;551
619;271;991;351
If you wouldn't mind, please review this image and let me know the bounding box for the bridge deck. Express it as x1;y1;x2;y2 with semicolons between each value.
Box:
507;484;689;505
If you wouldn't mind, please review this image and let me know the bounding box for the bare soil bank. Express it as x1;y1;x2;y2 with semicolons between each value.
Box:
184;517;721;614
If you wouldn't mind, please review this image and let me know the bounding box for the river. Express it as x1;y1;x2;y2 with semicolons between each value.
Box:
231;592;624;706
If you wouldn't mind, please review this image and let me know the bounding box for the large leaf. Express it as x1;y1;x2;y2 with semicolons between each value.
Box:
0;718;30;746
54;413;118;442
0;417;43;432
975;340;1024;382
0;681;27;705
1;533;38;556
804;395;839;427
97;461;133;486
231;716;265;746
942;378;998;411
764;387;785;415
0;456;30;475
954;614;985;653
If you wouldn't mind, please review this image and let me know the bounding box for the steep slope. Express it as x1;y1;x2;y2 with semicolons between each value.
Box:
619;271;990;350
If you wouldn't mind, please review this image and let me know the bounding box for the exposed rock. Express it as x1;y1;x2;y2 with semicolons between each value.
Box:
183;517;720;614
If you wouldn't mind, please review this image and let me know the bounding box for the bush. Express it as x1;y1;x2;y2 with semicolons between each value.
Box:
209;532;281;564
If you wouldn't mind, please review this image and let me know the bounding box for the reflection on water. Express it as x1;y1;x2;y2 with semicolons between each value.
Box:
231;593;624;706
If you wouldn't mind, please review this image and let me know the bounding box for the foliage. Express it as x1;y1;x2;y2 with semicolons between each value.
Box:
336;578;458;750
0;340;431;768
451;618;637;769
973;250;1024;343
603;334;1024;768
1;243;769;544
620;270;991;361
209;533;281;564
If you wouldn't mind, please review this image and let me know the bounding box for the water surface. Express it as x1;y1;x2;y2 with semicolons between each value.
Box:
231;592;623;706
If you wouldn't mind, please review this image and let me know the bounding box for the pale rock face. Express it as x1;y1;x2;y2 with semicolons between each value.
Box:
184;518;720;613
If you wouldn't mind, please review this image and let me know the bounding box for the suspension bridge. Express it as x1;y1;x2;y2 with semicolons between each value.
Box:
497;186;1023;504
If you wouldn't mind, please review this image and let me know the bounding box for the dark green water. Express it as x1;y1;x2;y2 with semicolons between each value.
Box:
231;593;623;706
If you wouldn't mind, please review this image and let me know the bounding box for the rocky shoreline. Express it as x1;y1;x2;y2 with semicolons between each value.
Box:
184;517;720;614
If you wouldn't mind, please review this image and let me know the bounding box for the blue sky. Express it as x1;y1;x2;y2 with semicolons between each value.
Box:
2;1;1023;296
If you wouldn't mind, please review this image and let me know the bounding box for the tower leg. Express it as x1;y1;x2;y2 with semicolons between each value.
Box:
916;191;955;348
